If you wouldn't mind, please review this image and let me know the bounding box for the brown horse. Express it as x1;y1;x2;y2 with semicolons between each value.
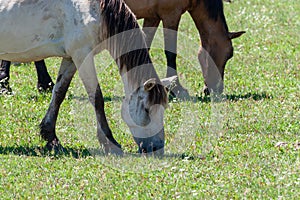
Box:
0;0;244;97
125;0;245;96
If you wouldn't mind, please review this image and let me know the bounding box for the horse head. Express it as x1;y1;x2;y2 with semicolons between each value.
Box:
189;0;245;95
121;76;177;155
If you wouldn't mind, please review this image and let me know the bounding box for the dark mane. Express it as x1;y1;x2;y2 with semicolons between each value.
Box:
100;0;168;107
201;0;229;31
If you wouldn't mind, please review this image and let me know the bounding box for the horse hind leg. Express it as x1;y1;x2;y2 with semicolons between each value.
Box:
34;60;54;93
0;60;12;94
40;58;76;152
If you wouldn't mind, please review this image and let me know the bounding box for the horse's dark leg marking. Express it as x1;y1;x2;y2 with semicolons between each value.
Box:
34;60;54;92
161;16;180;77
162;16;189;98
77;56;122;155
0;60;12;94
40;58;76;151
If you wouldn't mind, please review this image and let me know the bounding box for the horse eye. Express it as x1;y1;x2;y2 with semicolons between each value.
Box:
145;108;149;114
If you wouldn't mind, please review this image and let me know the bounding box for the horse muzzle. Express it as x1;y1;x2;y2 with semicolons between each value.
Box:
133;129;165;156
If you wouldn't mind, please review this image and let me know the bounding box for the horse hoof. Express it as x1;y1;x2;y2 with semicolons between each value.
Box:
0;79;12;95
45;139;65;153
203;86;210;96
0;87;12;95
105;144;124;156
170;85;190;100
37;82;54;93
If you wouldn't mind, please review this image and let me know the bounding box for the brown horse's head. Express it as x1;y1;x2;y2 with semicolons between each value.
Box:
189;0;245;95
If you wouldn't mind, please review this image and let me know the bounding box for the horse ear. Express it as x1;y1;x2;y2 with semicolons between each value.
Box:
160;76;178;91
144;78;156;92
228;31;246;40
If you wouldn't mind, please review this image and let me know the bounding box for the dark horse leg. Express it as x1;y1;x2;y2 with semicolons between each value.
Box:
35;60;54;92
0;60;54;94
40;57;122;154
143;16;189;99
162;15;189;99
0;60;12;94
40;58;76;151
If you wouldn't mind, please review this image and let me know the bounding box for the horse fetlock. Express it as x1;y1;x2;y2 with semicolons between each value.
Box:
39;121;56;141
104;143;123;156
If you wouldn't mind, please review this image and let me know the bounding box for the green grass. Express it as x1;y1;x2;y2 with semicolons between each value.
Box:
0;0;299;198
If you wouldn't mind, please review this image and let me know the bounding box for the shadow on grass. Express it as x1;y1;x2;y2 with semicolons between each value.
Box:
69;95;123;102
0;145;91;158
21;92;272;104
0;145;204;160
226;92;272;101
172;92;273;103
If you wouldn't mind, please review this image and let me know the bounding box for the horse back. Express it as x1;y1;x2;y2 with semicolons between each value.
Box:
0;0;101;62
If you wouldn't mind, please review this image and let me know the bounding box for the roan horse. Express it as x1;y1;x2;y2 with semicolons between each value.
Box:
0;0;244;96
0;0;174;155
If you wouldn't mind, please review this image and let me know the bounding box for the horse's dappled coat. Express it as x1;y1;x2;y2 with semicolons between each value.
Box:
0;0;171;155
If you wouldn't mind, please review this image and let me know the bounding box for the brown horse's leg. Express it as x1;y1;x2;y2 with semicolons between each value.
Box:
162;16;189;98
35;60;54;92
142;18;160;49
40;58;76;151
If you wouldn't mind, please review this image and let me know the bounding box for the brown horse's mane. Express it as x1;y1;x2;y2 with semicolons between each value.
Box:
197;0;229;31
100;0;168;107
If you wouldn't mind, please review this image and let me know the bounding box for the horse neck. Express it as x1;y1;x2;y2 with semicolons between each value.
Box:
100;0;160;96
189;1;230;50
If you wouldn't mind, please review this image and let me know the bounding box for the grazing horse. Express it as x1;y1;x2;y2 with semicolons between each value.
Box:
0;0;243;97
0;0;174;155
125;0;245;96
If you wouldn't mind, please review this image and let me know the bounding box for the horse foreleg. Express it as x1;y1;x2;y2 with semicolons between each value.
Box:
162;16;189;98
40;58;76;151
75;54;123;155
34;60;54;93
142;18;160;49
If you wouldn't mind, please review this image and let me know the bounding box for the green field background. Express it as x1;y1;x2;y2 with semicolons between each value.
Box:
0;0;299;199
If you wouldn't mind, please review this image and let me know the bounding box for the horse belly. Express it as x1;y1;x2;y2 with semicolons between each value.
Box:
0;0;66;62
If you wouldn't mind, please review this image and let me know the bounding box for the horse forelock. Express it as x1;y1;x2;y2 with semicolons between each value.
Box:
148;84;168;109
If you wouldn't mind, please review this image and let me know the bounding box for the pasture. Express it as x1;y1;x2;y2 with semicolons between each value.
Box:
0;0;299;198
